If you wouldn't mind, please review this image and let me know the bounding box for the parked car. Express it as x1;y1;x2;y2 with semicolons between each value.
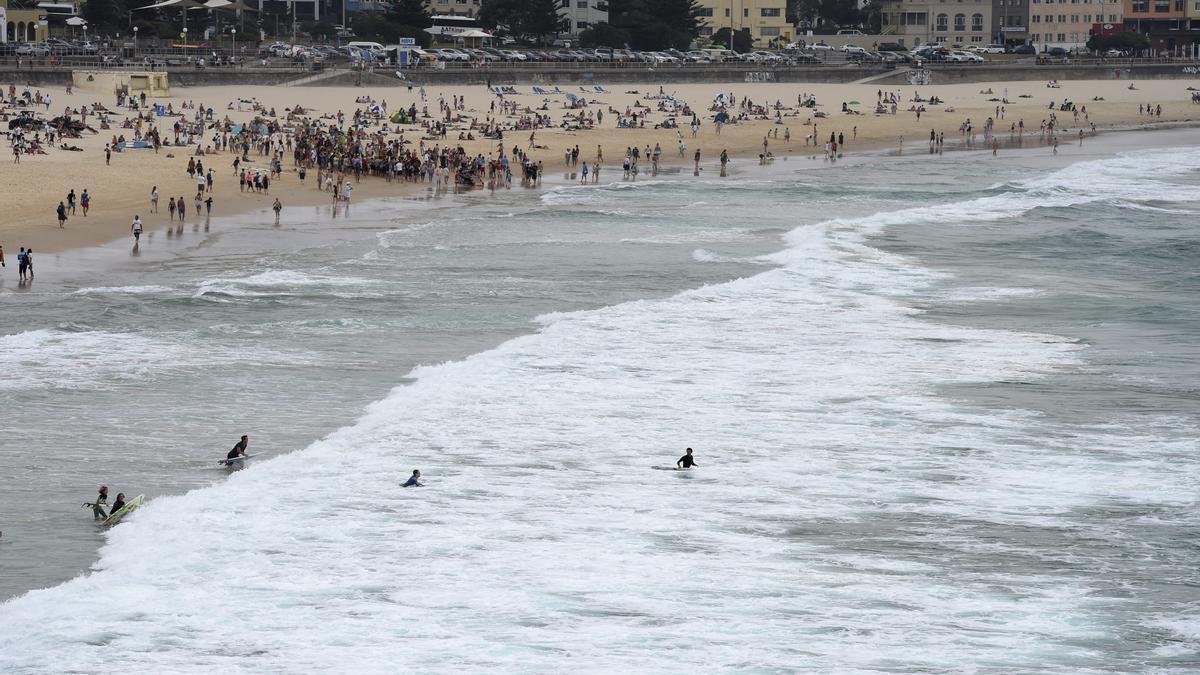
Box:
877;42;908;52
1011;44;1036;55
16;43;50;56
1046;47;1069;56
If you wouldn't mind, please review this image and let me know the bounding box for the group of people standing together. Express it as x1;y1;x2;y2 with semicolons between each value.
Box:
0;245;35;282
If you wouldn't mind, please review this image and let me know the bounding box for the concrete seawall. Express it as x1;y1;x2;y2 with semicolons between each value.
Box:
0;62;1197;91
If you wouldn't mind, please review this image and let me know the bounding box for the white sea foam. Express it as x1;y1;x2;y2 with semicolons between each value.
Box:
2;148;1196;672
193;270;382;299
74;285;174;295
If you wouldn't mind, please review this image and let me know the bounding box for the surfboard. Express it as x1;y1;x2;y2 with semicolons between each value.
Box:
218;453;258;466
102;494;145;527
651;465;682;471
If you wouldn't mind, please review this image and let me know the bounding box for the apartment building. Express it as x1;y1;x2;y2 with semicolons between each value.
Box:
880;0;993;46
424;0;482;18
992;0;1029;43
1028;0;1123;49
696;0;792;47
559;0;608;34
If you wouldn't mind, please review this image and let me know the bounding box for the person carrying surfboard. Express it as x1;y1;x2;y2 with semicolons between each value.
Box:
676;448;697;469
87;485;110;519
226;434;249;461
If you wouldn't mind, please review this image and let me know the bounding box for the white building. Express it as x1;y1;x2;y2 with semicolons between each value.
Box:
559;0;608;35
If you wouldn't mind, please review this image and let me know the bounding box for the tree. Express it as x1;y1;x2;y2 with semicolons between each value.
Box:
84;0;127;33
1086;31;1150;53
389;0;432;30
712;27;753;52
578;22;632;48
478;0;566;45
606;0;702;50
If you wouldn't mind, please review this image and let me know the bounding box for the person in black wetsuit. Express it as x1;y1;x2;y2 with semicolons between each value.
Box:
110;493;127;514
676;448;696;469
227;434;249;460
402;469;423;487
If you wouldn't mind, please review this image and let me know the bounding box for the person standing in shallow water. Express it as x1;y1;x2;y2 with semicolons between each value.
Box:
677;448;697;469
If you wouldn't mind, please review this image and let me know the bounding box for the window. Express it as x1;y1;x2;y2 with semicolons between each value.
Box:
761;7;781;16
1153;0;1169;10
937;12;949;29
699;26;713;36
1031;32;1040;41
1083;14;1092;21
1032;14;1041;21
1131;0;1147;9
954;12;966;30
760;26;781;35
971;35;983;41
724;7;730;15
972;12;983;29
1070;14;1079;20
698;7;713;16
576;0;587;6
743;7;748;16
1058;14;1067;21
577;21;588;28
1057;32;1066;40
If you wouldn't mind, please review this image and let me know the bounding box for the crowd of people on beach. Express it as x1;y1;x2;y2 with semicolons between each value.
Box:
3;72;1188;281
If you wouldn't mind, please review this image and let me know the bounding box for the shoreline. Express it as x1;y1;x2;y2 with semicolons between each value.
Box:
2;76;1198;256
12;118;1195;262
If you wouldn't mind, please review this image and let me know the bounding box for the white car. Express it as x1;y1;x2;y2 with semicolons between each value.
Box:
841;45;867;54
810;42;832;50
437;49;470;62
979;44;1007;54
950;50;984;63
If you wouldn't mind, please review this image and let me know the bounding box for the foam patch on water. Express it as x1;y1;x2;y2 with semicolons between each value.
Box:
193;270;383;300
74;285;175;296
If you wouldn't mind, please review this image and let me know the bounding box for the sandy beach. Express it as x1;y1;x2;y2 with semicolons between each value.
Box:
2;75;1198;254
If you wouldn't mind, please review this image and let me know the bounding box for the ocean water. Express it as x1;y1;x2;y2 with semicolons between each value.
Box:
1;132;1198;672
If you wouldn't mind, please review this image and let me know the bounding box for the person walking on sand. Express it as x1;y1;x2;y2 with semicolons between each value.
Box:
272;198;282;223
177;196;186;222
168;196;176;220
80;189;90;217
56;201;67;228
131;215;143;242
151;187;159;213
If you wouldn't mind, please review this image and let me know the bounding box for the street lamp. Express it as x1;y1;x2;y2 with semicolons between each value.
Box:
182;26;188;51
231;27;237;61
133;25;139;53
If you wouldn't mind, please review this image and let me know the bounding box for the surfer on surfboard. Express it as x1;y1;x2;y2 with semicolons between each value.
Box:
226;434;249;461
402;469;424;487
677;448;696;469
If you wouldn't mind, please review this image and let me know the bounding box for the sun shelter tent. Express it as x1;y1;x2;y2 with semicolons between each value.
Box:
455;29;493;48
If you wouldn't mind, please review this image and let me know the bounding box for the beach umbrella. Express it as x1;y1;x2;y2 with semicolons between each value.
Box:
66;16;87;26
